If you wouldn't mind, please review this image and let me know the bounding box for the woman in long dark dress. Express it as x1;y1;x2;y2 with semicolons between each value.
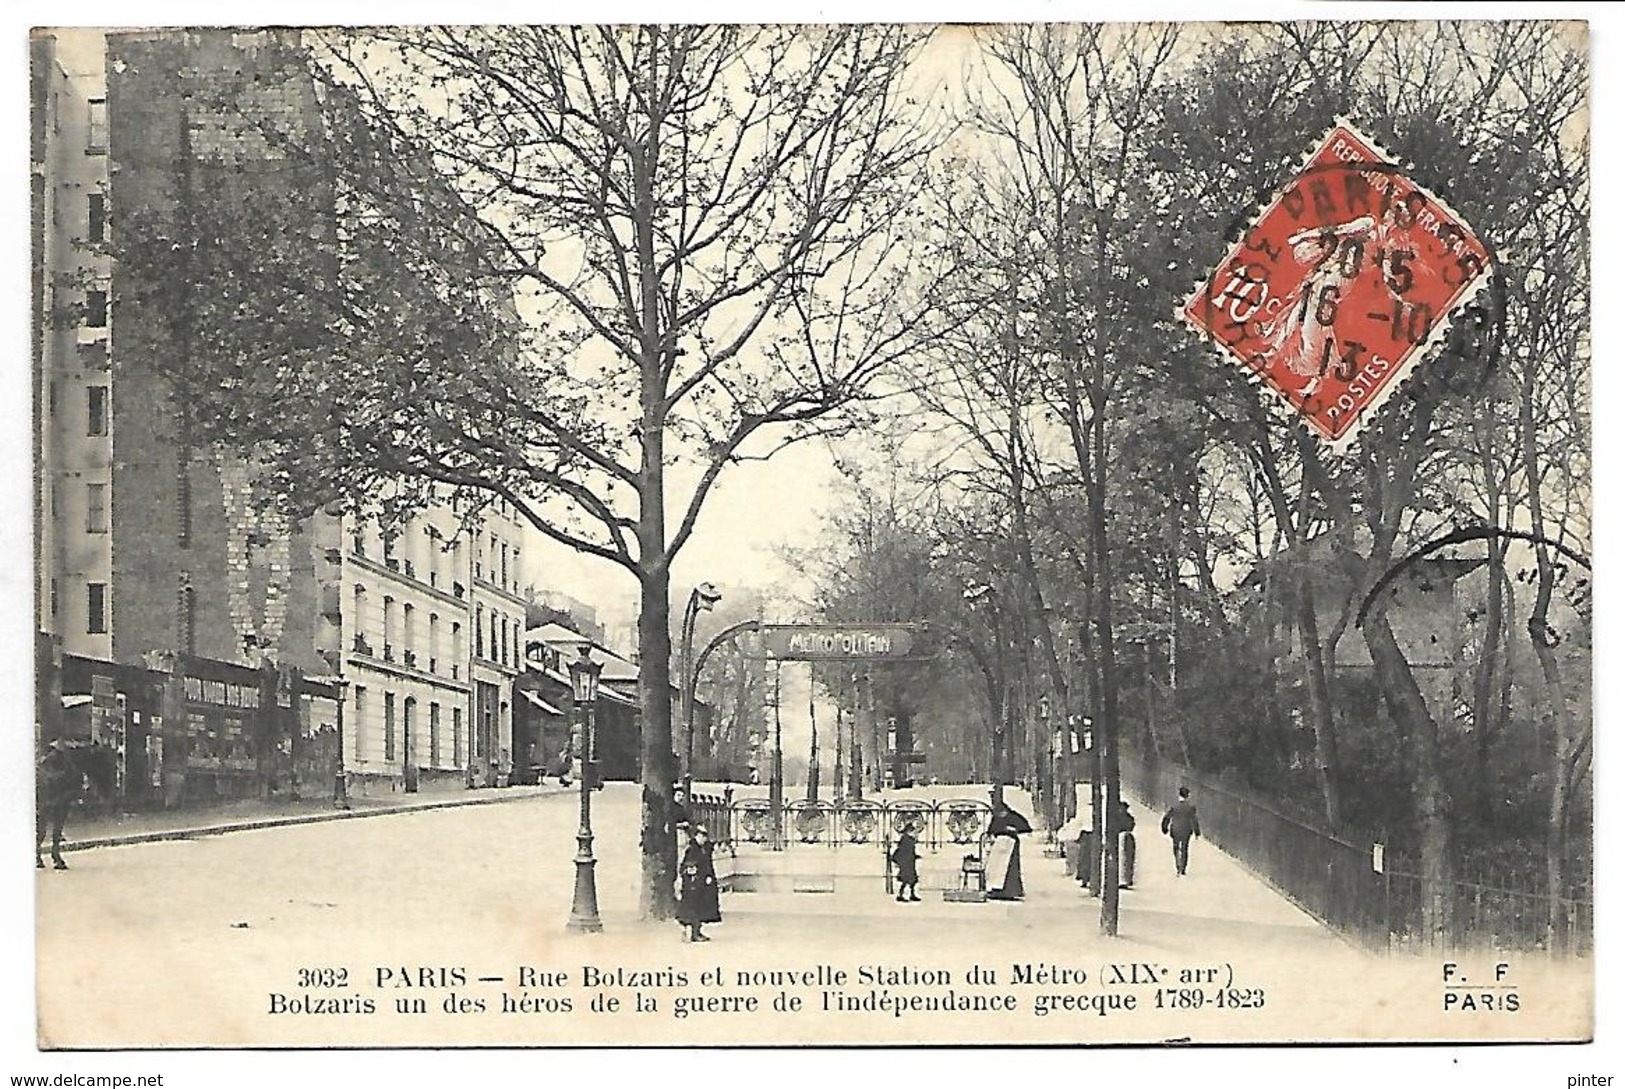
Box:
1114;801;1137;890
676;825;721;942
985;802;1032;901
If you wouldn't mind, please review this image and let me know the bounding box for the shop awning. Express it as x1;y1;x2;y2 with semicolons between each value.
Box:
521;690;565;716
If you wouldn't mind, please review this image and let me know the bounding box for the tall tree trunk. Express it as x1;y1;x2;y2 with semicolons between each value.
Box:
807;686;820;802
1295;585;1345;830
833;703;845;803
1363;609;1454;946
1472;539;1508;826
634;94;676;919
1090;409;1123;936
636;568;676;920
1520;339;1582;949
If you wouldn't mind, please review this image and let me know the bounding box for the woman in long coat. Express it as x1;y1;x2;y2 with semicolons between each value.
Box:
676;825;721;942
985;802;1032;901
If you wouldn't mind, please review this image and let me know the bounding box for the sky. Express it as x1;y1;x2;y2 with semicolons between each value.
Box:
8;4;1625;1087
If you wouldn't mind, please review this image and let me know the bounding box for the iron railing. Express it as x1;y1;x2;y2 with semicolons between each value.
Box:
689;790;734;849
1121;752;1591;955
720;797;994;852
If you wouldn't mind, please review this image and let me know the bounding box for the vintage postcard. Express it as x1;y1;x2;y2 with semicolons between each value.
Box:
26;15;1594;1061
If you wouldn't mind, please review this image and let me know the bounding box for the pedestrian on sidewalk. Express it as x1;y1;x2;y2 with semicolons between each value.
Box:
986;801;1032;901
677;825;721;942
554;745;572;788
1160;786;1201;876
1076;821;1097;893
891;829;921;902
1113;801;1137;890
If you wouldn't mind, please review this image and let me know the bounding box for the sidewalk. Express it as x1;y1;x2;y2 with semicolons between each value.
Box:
717;790;1351;962
54;778;574;852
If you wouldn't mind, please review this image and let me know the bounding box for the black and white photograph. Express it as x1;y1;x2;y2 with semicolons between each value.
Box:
14;1;1611;1077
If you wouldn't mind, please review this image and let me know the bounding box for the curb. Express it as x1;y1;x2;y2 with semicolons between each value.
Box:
60;785;571;853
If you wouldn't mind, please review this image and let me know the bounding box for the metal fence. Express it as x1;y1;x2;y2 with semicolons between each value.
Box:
1121;752;1591;956
716;797;995;852
689;789;734;848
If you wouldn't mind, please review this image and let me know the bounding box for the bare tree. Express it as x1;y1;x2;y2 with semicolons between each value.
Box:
122;26;949;918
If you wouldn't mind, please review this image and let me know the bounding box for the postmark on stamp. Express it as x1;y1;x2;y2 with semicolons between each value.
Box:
1181;120;1493;450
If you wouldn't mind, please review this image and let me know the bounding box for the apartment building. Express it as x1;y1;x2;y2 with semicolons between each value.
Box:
33;28;532;798
341;499;527;792
32;32;114;663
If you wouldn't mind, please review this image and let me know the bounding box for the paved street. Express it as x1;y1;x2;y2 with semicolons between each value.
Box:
35;783;1589;1048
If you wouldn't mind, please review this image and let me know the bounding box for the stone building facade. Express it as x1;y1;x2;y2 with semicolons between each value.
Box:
33;28;530;800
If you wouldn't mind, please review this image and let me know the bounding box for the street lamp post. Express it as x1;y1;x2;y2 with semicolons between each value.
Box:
680;582;722;798
565;643;604;934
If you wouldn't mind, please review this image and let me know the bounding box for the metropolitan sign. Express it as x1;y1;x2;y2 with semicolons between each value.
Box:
757;624;927;662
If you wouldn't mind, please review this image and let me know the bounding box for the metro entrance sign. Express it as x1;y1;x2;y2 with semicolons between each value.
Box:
755;624;929;662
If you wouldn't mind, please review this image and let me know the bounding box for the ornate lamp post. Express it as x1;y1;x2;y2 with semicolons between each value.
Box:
680;582;723;797
565;642;604;934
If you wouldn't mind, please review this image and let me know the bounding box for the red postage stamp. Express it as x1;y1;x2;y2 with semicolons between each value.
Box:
1181;120;1493;449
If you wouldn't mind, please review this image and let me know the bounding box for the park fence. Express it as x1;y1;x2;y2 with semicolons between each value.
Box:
1120;751;1591;956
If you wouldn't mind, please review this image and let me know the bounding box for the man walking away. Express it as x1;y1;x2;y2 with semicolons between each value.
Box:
1160;786;1201;876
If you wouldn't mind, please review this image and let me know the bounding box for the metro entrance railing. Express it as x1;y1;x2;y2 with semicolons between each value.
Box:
690;793;994;853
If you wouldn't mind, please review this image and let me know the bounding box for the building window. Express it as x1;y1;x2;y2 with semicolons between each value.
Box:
474;604;484;659
178;583;196;655
87;581;107;634
453;706;463;770
383;692;396;762
382;595;395;660
353;687;367;761
500;543;509;589
429;702;441;766
86;482;107;534
176;457;191;548
429;613;440;673
50;578;59;621
352;584;368;651
402;602;415;657
86;385;108;436
87;98;107;152
88;193;106;243
85;289;108;329
402;515;417;578
451;621;462;679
